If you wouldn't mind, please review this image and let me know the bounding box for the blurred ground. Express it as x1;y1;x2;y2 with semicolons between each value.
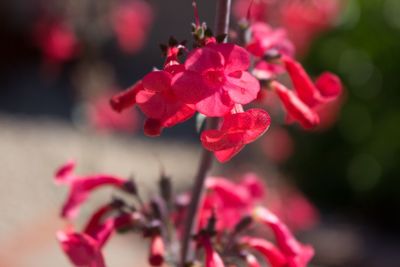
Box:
0;114;200;267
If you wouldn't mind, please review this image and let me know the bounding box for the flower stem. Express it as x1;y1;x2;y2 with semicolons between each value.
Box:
180;0;231;265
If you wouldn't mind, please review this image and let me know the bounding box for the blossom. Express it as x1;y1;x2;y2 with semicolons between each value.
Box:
148;235;165;266
233;0;269;22
253;207;314;267
34;19;79;64
282;56;342;108
88;90;138;133
271;81;320;129
136;70;196;136
201;108;271;162
246;22;294;58
172;43;260;117
111;0;153;54
54;161;128;219
57;204;136;267
198;175;265;230
110;82;144;113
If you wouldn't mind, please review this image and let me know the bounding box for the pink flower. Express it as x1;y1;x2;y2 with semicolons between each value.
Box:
111;0;153;54
198;175;265;230
233;0;269;22
148;235;165;266
88;90;138;133
253;207;314;267
136;70;196;136
172;43;260;117
201;108;271;162
57;204;136;267
57;231;105;267
271;81;320;129
54;161;128;219
246;22;294;58
282;56;342;108
240;236;287;267
34;19;79;64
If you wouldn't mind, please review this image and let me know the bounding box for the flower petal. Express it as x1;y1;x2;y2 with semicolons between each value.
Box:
172;71;214;104
196;91;233;117
142;71;172;92
110;81;143;112
209;43;250;73
185;47;225;73
315;72;342;101
225;71;260;104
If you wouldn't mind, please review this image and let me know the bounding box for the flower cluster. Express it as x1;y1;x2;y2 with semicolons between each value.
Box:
55;161;314;267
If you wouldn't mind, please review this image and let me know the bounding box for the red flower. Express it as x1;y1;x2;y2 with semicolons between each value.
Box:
282;56;342;108
253;207;314;267
148;235;165;266
271;81;320;129
172;43;260;117
246;22;294;58
58;204;136;267
201;108;271;162
136;70;196;136
54;161;128;219
111;0;153;54
240;236;287;267
34;19;79;64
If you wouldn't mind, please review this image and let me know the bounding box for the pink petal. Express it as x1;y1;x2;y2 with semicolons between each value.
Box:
209;43;251;73
148;235;165;266
272;81;319;129
142;71;172;92
196;90;234;117
110;81;143;113
55;160;76;184
185;47;225;73
225;71;260;104
240;236;287;267
315;72;342;101
57;231;105;267
214;145;244;163
172;71;214;104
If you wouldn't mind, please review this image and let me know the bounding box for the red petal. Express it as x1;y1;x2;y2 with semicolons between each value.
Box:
240;236;287;267
185;47;225;72
315;72;342;101
209;43;250;73
272;81;319;129
142;71;172;92
196;90;234;117
214;145;245;163
144;118;163;136
110;81;143;112
225;71;260;104
172;71;214;104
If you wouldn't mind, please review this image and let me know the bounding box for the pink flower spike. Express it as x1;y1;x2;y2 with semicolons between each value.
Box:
110;81;144;113
240;236;287;267
271;81;320;129
201;108;271;162
57;231;106;267
148;235;165;266
253;207;315;267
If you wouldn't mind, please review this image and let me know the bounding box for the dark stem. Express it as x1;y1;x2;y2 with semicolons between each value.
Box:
180;0;231;265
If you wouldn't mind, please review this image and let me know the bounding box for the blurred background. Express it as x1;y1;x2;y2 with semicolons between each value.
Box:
0;0;399;266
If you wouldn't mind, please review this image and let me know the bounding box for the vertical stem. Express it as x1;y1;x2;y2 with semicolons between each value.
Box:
180;0;231;265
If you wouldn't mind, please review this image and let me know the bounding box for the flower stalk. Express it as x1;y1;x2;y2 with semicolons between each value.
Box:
180;0;232;265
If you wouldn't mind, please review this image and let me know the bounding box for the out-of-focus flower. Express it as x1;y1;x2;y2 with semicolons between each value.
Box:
198;235;225;267
252;207;314;267
172;43;260;117
34;19;80;64
88;90;139;133
148;235;165;266
240;236;287;267
111;0;153;54
201;108;271;162
262;126;294;163
54;161;128;219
